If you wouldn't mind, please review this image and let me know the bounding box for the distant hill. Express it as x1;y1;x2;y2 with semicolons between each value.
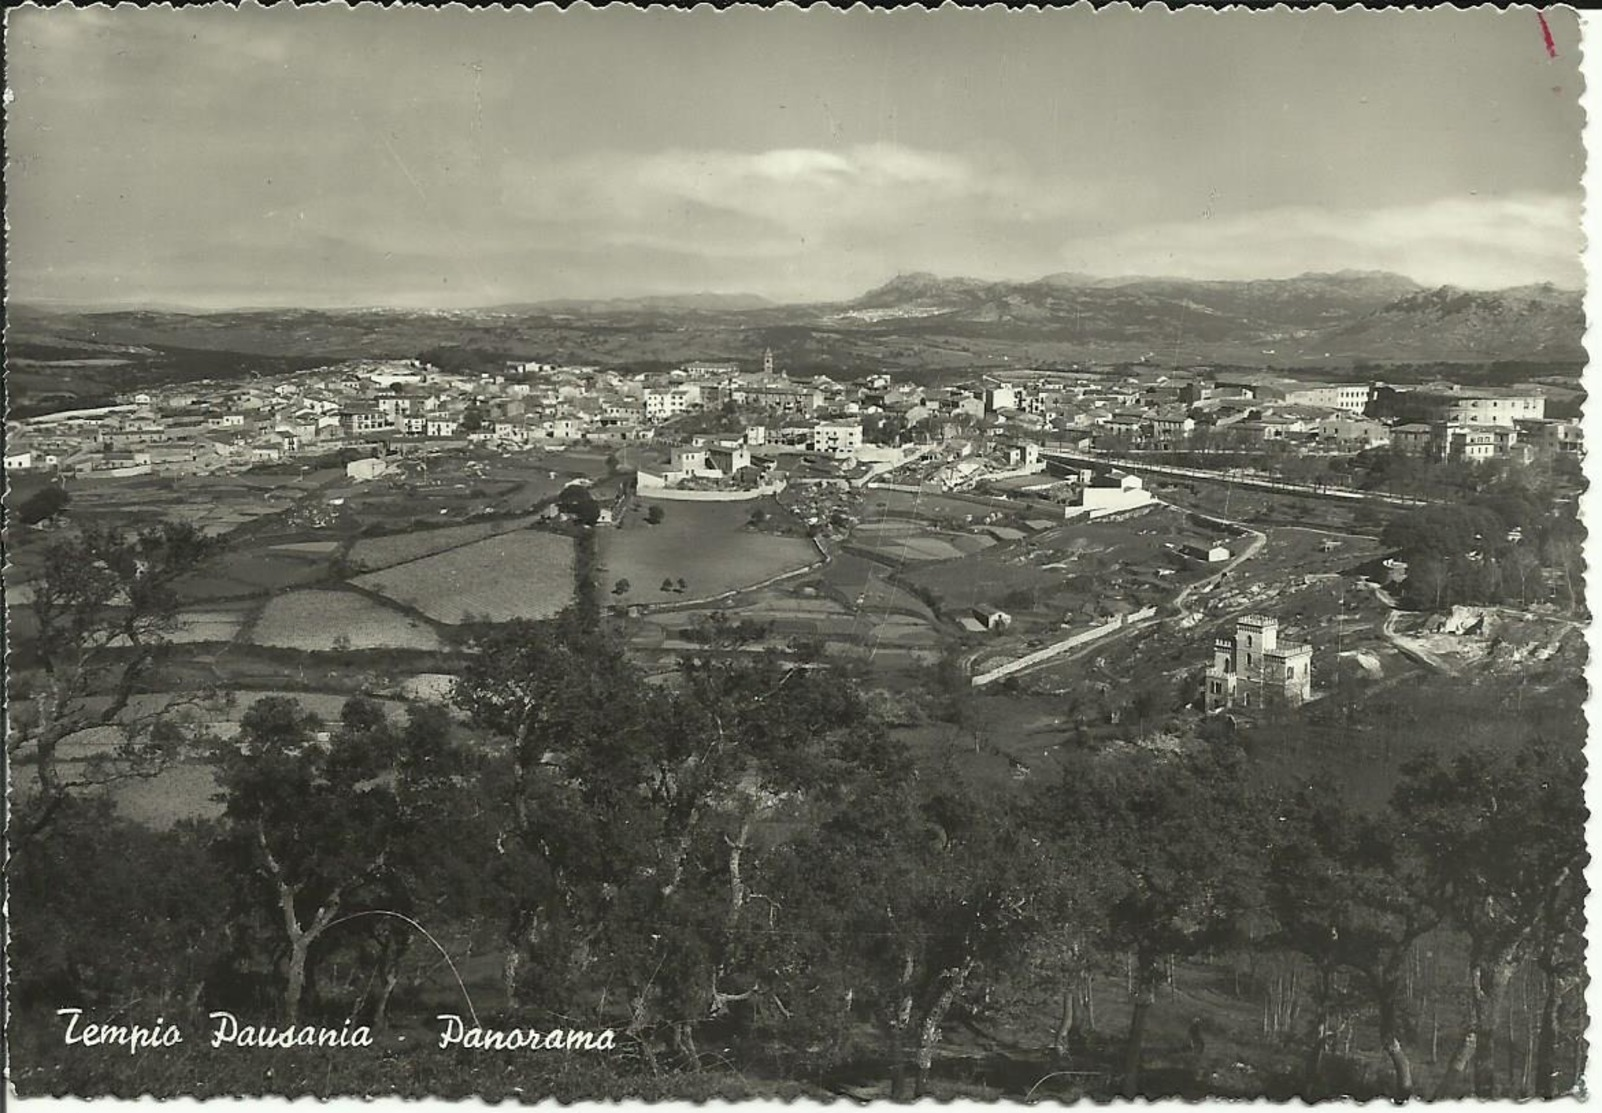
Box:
6;270;1582;396
487;292;775;314
1319;283;1586;362
834;270;1579;361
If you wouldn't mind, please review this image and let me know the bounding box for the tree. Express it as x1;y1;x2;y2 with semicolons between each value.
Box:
1266;784;1437;1098
1042;745;1268;1095
771;773;1043;1097
613;578;632;596
676;577;688;593
556;484;601;525
16;484;69;526
1396;743;1587;1098
647;505;666;525
459;404;487;433
661;578;676;593
8;522;221;847
211;695;474;1025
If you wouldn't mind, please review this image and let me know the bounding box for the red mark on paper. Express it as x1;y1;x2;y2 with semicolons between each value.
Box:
1538;12;1557;59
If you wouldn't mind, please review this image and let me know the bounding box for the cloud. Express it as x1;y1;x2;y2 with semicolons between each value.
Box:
1059;193;1583;289
500;143;1085;262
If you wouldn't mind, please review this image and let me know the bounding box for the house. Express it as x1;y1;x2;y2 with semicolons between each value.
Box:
5;449;36;472
1179;541;1232;564
811;422;864;459
1069;470;1153;520
972;604;1013;631
346;457;389;482
339;406;391;436
1205;615;1312;712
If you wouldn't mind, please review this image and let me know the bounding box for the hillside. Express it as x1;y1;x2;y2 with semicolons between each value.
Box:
5;271;1584;409
1318;283;1585;361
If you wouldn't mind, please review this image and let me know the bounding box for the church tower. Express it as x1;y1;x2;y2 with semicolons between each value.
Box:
763;347;774;377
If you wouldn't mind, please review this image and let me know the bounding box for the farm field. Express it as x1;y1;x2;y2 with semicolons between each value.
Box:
899;506;1220;623
347;515;540;570
813;550;936;620
174;548;329;602
250;588;445;651
168;603;255;644
849;520;995;563
352;530;575;624
600;499;818;604
861;487;1026;524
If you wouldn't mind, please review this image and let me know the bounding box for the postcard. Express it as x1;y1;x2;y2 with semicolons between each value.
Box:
4;3;1590;1104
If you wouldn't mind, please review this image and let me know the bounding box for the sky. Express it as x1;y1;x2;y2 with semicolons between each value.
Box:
4;4;1586;309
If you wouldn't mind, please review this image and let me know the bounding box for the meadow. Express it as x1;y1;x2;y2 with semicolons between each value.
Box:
347;515;540;570
352;530;575;624
600;500;818;604
250;588;445;651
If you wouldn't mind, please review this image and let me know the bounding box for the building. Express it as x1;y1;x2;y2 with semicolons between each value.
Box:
1371;386;1546;427
972;604;1013;631
1178;541;1232;564
346;457;389;481
1205;615;1313;712
984;385;1018;413
339;407;392;436
811;422;864;458
1271;383;1372;413
1516;418;1585;458
1069;470;1154;520
645;386;701;421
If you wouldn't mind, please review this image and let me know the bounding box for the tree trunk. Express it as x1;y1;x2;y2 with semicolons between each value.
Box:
1377;995;1413;1100
889;949;917;1101
284;935;311;1026
914;960;973;1097
1122;953;1159;1098
1053;981;1076;1058
1434;1032;1476;1100
1472;960;1517;1098
1535;964;1578;1099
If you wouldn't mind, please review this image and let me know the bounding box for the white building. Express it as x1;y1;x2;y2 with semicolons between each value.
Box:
811;422;864;458
346;457;389;481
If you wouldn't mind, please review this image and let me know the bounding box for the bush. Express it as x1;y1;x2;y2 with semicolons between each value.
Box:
16;485;69;525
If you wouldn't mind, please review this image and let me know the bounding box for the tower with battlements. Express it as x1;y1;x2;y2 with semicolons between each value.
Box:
1205;614;1312;712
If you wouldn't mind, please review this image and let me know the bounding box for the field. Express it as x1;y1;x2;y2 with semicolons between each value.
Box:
599;499;818;604
347;516;540;570
849;520;995;563
352;530;575;624
168;603;255;644
899;506;1219;624
250;588;445;651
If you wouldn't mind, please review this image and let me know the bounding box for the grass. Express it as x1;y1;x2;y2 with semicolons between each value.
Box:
250;588;445;651
352;530;575;624
347;516;539;571
600;500;818;603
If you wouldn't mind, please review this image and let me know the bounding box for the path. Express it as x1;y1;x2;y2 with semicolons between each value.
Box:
1359;580;1459;676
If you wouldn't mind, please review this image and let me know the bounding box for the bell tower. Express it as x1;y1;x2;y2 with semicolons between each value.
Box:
763;347;774;377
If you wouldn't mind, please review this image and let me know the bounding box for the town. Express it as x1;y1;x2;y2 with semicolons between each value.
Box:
5;4;1588;1107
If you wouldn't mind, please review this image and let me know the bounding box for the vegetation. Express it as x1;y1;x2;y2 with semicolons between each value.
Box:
15;483;70;525
8;594;1586;1099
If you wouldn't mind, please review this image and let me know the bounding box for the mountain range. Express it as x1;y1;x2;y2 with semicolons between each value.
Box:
8;270;1585;377
836;270;1584;361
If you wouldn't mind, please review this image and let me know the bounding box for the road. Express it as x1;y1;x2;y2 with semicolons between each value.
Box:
1359;580;1459;676
962;496;1267;685
1039;448;1436;507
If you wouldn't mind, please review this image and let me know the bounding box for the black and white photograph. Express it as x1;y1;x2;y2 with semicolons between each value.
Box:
3;3;1592;1103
